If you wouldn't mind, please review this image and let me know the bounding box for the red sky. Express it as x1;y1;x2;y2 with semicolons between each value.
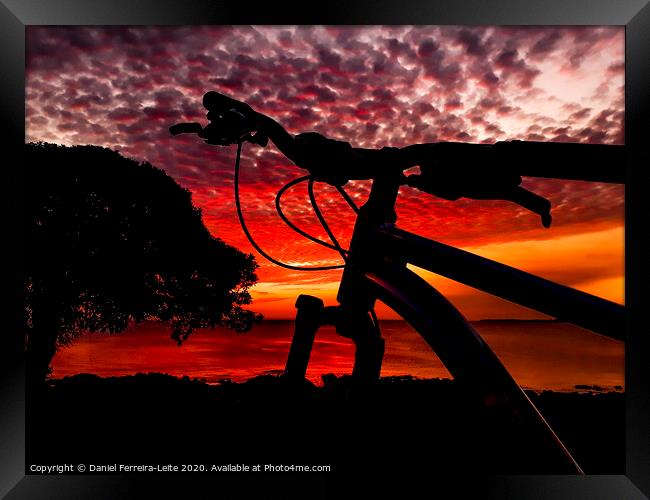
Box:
25;26;625;320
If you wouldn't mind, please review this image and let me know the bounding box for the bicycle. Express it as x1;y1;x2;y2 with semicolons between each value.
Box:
171;91;625;474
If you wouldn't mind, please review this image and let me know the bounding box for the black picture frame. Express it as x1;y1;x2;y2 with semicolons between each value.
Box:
2;1;649;498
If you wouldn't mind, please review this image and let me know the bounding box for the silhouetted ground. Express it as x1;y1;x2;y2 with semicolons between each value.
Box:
26;373;624;475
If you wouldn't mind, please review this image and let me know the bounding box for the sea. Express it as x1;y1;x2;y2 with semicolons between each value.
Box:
50;320;624;392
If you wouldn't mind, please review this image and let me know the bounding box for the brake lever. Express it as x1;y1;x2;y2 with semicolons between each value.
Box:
169;121;267;148
403;174;552;228
169;122;204;136
506;186;552;228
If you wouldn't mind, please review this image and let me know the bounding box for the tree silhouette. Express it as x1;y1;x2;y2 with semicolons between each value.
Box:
25;142;261;387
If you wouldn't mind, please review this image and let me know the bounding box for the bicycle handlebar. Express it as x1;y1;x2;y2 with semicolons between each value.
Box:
169;91;625;228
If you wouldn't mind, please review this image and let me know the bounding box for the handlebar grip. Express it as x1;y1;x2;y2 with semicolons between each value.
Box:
203;91;245;112
169;122;203;136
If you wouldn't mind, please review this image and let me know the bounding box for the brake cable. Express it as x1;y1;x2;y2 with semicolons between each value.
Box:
275;176;348;255
234;140;351;271
234;139;379;323
307;178;347;261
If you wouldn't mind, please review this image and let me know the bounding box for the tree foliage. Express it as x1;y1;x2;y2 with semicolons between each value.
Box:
25;142;261;382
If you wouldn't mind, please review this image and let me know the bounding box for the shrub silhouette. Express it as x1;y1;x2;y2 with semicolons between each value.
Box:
25;142;261;386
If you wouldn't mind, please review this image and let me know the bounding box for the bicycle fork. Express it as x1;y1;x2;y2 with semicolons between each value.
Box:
284;294;385;385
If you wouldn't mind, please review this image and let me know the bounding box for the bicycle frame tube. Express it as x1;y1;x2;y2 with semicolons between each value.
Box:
363;263;582;473
369;226;625;341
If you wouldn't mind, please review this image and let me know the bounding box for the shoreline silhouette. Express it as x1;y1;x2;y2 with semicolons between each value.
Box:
27;371;624;474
